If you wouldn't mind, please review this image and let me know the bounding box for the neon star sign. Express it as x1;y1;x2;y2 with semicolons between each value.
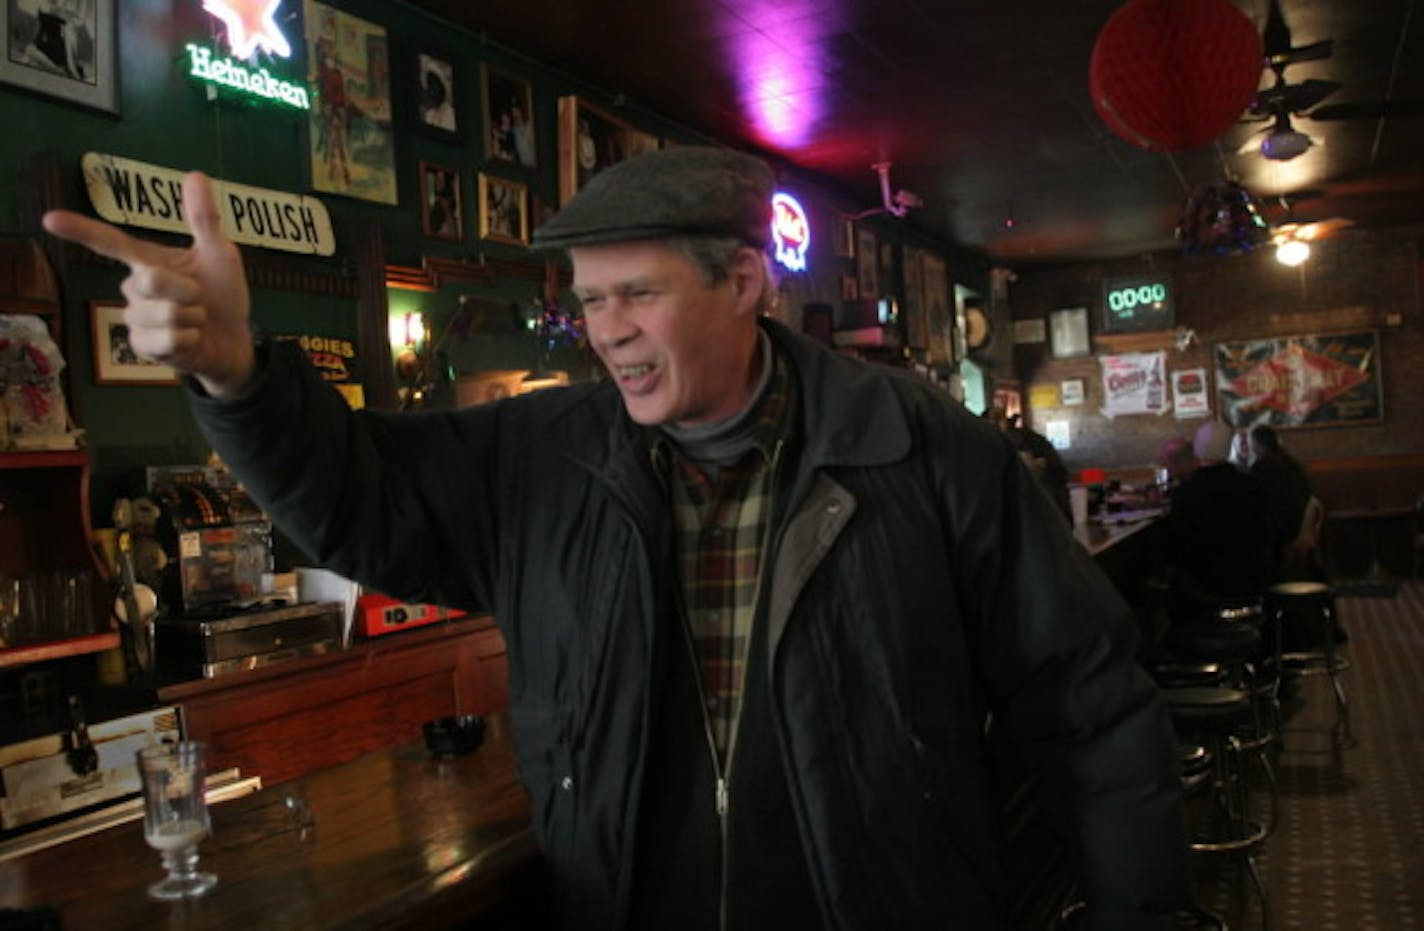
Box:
203;0;291;59
187;0;309;111
770;192;810;272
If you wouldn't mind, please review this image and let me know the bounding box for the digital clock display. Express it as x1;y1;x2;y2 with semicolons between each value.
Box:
1101;274;1174;334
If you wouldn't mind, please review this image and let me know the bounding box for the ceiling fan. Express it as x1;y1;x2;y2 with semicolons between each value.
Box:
1240;0;1424;161
1266;189;1354;265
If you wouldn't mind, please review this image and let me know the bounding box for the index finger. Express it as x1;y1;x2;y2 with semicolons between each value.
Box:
41;209;173;269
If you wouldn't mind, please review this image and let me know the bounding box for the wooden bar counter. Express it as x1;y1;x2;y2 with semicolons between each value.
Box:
0;715;540;930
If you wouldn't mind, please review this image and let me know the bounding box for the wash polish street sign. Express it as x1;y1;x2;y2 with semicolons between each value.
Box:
82;152;336;256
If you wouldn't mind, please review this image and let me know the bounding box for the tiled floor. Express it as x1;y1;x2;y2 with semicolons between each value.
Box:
1193;581;1424;930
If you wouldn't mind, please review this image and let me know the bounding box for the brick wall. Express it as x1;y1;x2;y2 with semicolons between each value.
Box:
1006;227;1424;478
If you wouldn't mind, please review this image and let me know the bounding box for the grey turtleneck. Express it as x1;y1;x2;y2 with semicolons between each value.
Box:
659;330;774;467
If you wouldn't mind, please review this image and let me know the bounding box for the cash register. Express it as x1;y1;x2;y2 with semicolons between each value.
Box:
134;467;345;681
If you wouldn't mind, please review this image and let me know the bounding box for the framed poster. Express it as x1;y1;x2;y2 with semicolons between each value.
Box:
855;227;878;298
920;253;951;363
557;95;631;205
624;128;660;158
89;301;179;386
305;0;397;204
902;248;929;349
478;172;529;245
482;64;535;167
418;161;462;240
1049;307;1090;358
1214;331;1382;428
408;43;460;143
831;214;855;257
1;0;118;114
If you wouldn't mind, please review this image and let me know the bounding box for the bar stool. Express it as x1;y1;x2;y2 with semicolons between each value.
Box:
1161;684;1270;931
1266;581;1351;746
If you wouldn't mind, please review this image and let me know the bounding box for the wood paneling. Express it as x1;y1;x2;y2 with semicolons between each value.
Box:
163;618;508;787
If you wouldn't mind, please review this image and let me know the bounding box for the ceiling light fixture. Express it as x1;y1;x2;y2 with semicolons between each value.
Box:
1260;128;1312;161
1275;237;1310;266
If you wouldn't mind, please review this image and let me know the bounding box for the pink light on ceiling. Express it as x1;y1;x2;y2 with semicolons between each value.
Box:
724;1;846;149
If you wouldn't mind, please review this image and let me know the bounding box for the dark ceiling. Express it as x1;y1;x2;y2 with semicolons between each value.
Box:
408;0;1424;264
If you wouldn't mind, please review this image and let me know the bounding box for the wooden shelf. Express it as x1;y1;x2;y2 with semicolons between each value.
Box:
0;632;120;669
0;449;88;470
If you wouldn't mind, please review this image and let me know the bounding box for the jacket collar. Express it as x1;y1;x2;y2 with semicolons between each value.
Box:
536;317;914;479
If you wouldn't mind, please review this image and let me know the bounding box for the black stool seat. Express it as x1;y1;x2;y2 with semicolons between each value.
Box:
1161;685;1252;728
1150;660;1227;688
1164;622;1264;664
1269;580;1329;600
1266;579;1352;745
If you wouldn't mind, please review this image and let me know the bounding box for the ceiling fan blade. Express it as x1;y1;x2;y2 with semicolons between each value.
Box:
1294;217;1354;241
1250;79;1343;117
1280;79;1344;112
1262;0;1293;59
1277;39;1334;65
1309;99;1424;120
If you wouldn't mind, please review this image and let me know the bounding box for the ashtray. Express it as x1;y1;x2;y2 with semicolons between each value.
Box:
423;714;486;759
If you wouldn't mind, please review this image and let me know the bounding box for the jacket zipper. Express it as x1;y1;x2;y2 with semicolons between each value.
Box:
674;437;785;931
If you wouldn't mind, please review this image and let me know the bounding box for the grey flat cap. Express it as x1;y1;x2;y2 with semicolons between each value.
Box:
532;146;774;251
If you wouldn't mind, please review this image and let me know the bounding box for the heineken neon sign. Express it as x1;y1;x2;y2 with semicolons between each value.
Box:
186;44;309;109
188;0;309;111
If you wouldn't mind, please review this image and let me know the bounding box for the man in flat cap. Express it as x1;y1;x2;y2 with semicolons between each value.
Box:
45;148;1187;930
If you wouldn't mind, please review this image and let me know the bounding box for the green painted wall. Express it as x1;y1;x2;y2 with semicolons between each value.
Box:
1;0;983;518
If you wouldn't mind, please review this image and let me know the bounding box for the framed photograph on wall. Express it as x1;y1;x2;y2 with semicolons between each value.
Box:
0;0;119;114
1049;306;1091;358
408;43;460;143
1214;330;1382;428
920;253;951;363
418;161;462;240
90;301;179;386
557;95;631;205
478;172;529;245
831;214;855;258
902;248;929;349
855;227;878;298
304;0;397;204
481;64;535;167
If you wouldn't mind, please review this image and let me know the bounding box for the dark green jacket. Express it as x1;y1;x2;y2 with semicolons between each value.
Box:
191;319;1187;930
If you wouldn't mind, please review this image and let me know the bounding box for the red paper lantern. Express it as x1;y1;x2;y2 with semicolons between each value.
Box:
1090;0;1263;152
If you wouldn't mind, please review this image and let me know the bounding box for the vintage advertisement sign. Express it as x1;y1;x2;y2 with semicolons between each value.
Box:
273;332;364;408
1172;367;1210;419
1100;351;1167;417
82;152;336;256
1214;331;1381;428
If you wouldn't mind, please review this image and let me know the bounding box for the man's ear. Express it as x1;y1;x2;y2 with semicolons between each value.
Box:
728;247;767;317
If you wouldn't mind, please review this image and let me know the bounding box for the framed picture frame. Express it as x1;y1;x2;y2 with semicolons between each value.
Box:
481;64;535;167
625;128;660;158
1;0;119;114
89;301;179;386
840;274;859;301
902;248;929;349
831;214;855;258
1049;306;1091;358
408;43;461;143
557;95;632;205
418;161;463;240
478;172;529;245
920;253;951;363
1214;330;1382;428
855;227;878;298
304;1;396;204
